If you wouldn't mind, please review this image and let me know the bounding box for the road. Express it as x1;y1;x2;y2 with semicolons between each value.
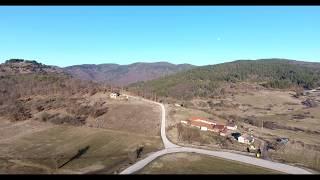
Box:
120;95;312;174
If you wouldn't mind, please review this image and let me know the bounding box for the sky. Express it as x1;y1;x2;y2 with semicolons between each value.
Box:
0;6;319;67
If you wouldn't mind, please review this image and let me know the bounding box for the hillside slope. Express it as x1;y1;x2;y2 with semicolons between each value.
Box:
64;62;195;86
128;59;320;100
0;59;65;75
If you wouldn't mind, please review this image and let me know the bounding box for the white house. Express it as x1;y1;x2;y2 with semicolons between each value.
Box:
238;135;254;145
180;120;189;125
200;126;208;131
226;124;237;131
110;93;118;99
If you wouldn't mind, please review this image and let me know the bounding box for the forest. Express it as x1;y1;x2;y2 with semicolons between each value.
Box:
128;59;320;100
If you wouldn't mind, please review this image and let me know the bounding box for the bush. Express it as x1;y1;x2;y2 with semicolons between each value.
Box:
39;112;50;122
177;123;201;143
9;102;32;121
91;107;109;118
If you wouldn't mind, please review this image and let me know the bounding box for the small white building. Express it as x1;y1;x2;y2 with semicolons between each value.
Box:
226;124;237;131
200;126;208;131
110;93;118;99
180;120;189;125
238;135;254;145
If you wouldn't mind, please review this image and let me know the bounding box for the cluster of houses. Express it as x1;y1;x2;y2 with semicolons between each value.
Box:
181;117;254;145
109;92;129;100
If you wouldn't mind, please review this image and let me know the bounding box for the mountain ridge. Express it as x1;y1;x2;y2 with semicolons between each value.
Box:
64;61;195;86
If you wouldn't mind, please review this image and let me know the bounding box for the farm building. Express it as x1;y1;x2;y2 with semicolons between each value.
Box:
180;120;189;125
181;117;231;136
226;121;237;130
110;92;120;99
237;134;254;145
219;129;228;136
212;124;227;133
190;121;213;131
189;117;216;126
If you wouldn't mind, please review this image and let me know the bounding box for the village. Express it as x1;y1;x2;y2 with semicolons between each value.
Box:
108;91;261;157
180;117;258;155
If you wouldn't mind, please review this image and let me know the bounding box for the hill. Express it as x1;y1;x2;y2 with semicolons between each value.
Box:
0;59;65;75
64;62;195;86
128;59;320;100
0;59;163;174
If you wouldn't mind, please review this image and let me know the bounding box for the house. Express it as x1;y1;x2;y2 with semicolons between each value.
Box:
180;120;189;125
110;92;120;99
214;124;226;130
226;124;237;131
238;134;254;144
226;121;237;131
190;121;213;131
184;117;229;136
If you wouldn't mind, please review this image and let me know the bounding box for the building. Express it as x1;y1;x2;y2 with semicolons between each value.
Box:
226;124;237;131
219;129;228;136
110;92;120;99
190;117;216;126
238;134;254;144
226;121;237;131
180;120;189;125
213;124;227;133
190;121;213;131
181;117;229;136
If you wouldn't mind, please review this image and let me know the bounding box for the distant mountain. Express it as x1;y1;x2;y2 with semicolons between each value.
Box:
0;59;64;75
64;62;195;86
128;59;320;100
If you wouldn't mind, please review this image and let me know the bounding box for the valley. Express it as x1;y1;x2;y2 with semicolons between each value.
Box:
0;59;319;174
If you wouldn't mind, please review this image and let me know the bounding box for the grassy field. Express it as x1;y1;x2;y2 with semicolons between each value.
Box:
137;153;282;174
165;86;320;172
0;121;163;174
86;97;161;136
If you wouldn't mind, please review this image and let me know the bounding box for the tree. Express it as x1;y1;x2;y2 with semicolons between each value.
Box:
294;86;304;98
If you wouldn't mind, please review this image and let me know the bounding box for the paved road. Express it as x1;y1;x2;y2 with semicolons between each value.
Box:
120;95;312;174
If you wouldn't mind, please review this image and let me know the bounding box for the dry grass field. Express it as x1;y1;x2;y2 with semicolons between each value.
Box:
0;120;162;174
166;85;320;172
137;153;281;174
0;92;163;174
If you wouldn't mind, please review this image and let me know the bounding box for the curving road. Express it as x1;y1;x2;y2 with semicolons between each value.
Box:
120;95;312;174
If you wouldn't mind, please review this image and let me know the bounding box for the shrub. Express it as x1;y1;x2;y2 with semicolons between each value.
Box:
91;107;109;118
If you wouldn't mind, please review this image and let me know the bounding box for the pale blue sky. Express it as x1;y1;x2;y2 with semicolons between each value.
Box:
0;6;319;67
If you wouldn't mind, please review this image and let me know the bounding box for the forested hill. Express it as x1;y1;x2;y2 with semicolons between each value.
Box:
128;59;320;100
64;62;195;86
